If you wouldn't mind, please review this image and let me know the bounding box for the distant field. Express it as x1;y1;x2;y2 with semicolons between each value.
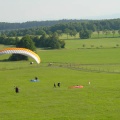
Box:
0;38;120;120
59;31;120;39
65;38;120;49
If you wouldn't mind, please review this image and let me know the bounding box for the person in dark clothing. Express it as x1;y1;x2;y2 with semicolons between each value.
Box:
15;87;19;93
57;82;61;87
54;83;56;88
35;77;38;80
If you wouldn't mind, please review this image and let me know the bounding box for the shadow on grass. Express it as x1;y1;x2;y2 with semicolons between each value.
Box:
0;59;9;62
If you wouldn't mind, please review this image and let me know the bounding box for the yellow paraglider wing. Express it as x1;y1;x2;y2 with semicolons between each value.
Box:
0;48;40;64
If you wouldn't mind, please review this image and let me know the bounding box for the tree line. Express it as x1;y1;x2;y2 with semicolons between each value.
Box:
0;19;89;30
0;18;120;51
0;18;120;37
0;34;65;49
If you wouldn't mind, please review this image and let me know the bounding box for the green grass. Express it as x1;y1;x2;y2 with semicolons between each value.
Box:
0;66;120;120
91;31;120;38
0;38;120;120
65;37;120;49
59;31;120;40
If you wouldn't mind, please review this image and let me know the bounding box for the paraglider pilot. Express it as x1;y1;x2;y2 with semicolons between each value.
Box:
57;82;61;87
15;86;19;93
54;83;56;88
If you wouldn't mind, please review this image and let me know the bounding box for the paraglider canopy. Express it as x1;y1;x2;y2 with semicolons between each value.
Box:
69;85;84;89
0;48;41;64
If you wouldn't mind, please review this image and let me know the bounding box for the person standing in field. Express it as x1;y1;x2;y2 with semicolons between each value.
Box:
57;82;61;87
54;83;56;88
15;86;19;93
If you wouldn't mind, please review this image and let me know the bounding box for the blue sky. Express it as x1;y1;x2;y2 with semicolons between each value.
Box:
0;0;120;22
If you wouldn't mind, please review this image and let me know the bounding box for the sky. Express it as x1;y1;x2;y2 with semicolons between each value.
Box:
0;0;120;23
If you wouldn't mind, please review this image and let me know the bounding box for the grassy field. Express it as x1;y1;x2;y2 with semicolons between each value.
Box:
59;31;120;40
0;37;120;120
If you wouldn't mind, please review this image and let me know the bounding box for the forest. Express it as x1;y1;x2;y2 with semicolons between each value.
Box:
0;18;120;50
0;18;120;37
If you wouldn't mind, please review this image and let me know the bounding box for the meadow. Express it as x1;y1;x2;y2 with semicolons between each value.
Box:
59;30;120;40
0;37;120;120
